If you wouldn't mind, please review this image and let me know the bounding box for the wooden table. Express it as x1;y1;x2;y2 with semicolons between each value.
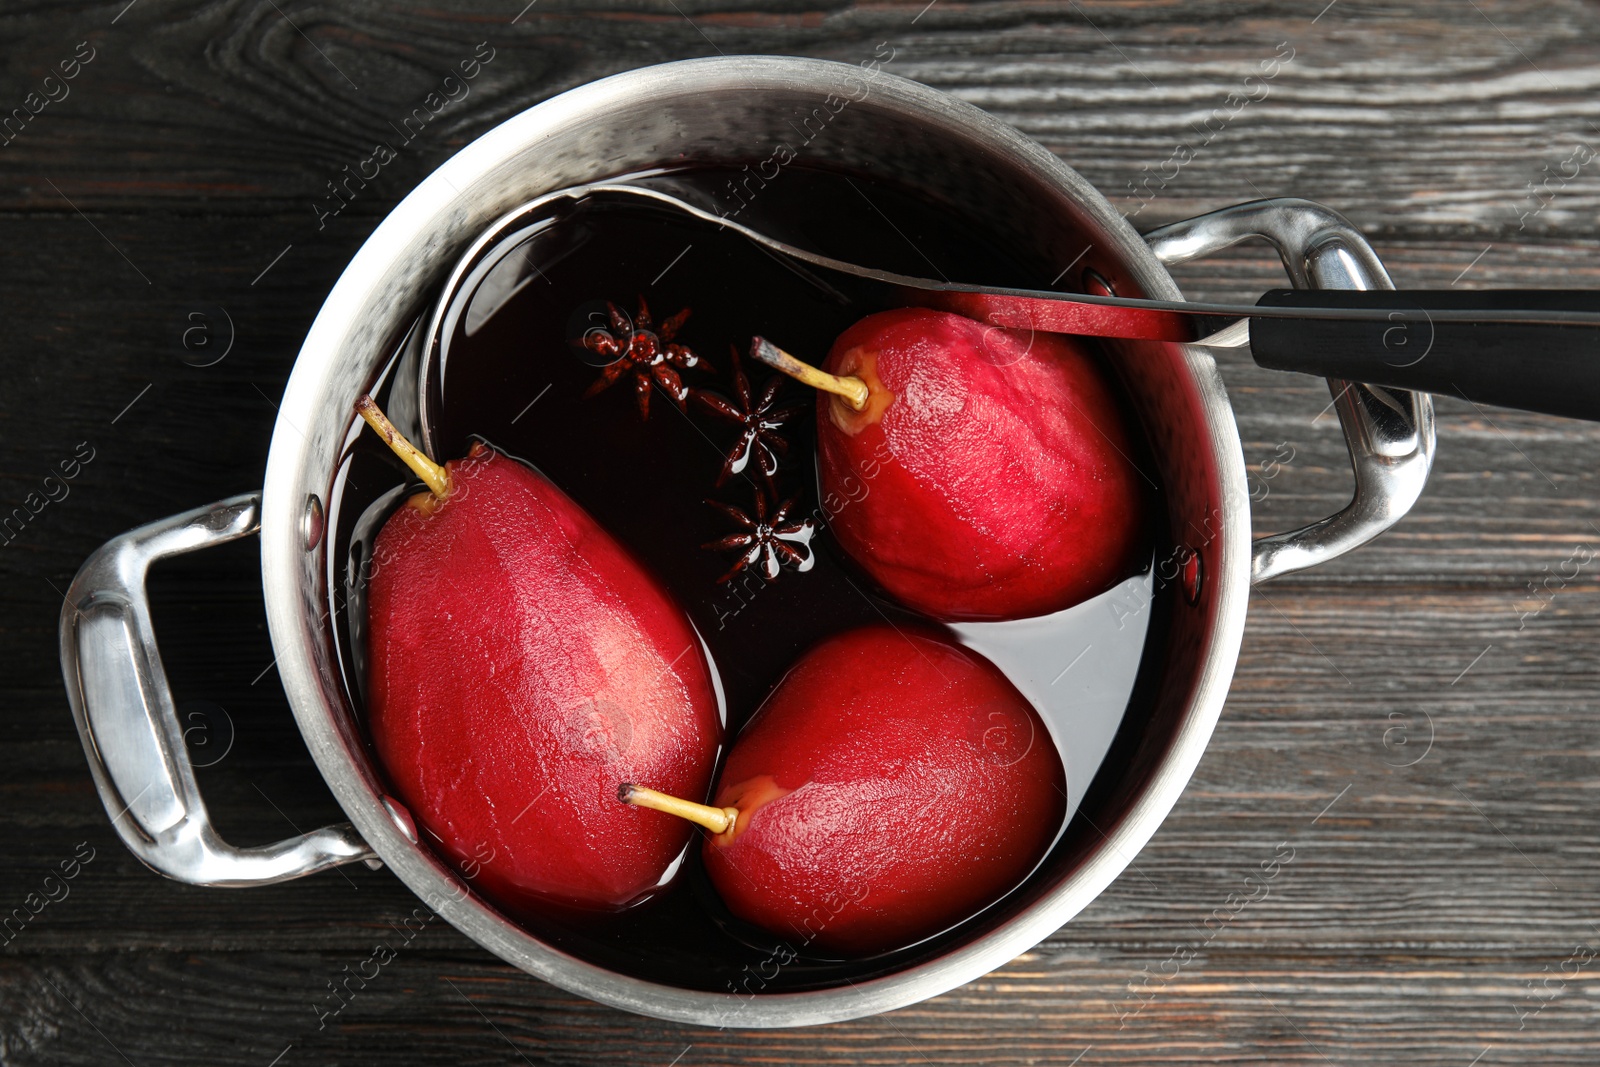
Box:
5;2;1599;1063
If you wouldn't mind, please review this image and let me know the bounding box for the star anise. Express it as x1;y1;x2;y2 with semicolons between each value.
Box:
703;490;816;583
581;296;708;419
694;344;806;486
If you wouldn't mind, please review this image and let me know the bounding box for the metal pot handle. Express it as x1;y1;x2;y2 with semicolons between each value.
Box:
59;493;375;886
1144;198;1436;584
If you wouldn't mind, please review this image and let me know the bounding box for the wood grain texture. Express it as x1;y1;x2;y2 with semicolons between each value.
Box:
4;1;1600;1064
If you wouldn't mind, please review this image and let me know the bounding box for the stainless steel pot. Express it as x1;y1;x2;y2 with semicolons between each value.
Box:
58;55;1434;1027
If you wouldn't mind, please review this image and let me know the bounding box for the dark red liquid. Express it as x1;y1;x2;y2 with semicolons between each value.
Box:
329;166;1168;992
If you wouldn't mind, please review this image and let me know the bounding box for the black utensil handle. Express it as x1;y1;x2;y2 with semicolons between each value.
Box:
1249;289;1600;421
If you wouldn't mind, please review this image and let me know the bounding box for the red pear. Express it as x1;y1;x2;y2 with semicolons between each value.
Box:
622;624;1064;956
755;308;1148;621
358;397;722;912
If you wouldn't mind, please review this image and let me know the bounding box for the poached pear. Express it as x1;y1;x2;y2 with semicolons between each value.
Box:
621;624;1064;956
754;307;1148;621
358;396;722;912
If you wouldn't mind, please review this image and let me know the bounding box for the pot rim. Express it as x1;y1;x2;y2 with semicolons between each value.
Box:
260;54;1251;1028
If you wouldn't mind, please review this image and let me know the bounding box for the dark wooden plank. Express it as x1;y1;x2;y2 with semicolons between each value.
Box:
4;0;1600;237
4;941;1600;1065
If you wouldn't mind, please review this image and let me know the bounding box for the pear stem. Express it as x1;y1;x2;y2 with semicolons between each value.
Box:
618;783;739;835
751;336;869;411
356;395;451;499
